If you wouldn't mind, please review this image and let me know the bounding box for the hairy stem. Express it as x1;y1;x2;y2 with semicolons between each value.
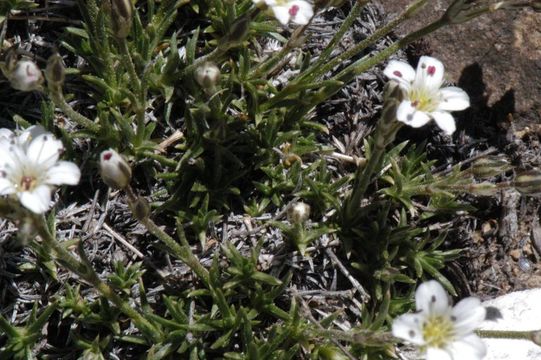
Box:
33;214;160;342
49;89;101;133
307;0;429;81
125;187;210;286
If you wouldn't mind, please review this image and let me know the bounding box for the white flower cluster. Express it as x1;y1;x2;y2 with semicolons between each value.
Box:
0;126;80;214
393;280;487;360
384;56;470;135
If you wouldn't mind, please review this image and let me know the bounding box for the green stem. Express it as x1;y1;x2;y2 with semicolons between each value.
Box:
249;15;315;79
32;215;160;342
343;120;402;223
310;328;396;346
303;0;370;81
404;180;513;197
118;39;146;144
119;39;142;95
179;7;260;80
334;18;447;84
49;89;101;133
125;187;210;286
477;329;541;343
141;151;178;167
307;0;429;81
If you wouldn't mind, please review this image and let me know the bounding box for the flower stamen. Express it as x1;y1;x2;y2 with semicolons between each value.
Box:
20;175;35;191
422;315;455;349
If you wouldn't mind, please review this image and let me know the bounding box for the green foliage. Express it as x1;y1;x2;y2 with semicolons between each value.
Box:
0;0;522;358
0;302;57;359
0;0;36;24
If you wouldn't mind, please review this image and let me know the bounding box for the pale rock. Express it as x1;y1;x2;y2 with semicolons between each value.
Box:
481;288;541;360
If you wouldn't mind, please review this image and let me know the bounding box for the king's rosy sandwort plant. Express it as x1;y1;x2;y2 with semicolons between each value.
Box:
0;0;540;358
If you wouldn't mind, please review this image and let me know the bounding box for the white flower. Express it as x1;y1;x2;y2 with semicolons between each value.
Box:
392;280;487;360
7;60;44;92
383;56;470;135
254;0;313;25
0;127;80;214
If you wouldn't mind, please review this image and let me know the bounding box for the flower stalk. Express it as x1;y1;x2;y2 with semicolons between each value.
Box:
477;329;541;345
304;0;430;82
342;84;403;225
302;0;370;79
48;89;101;133
124;186;210;287
31;214;161;342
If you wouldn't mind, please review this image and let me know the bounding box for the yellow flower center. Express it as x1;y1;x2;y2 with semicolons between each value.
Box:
422;315;455;349
408;87;439;113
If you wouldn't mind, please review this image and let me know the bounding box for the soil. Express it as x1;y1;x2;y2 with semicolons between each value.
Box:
378;0;541;298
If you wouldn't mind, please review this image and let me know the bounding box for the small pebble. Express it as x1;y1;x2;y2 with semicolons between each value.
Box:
509;249;521;261
518;257;531;272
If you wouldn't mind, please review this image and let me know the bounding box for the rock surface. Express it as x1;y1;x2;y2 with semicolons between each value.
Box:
378;0;541;119
481;288;541;360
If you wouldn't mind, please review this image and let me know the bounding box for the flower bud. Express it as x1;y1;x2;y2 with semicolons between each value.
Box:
316;345;349;360
111;0;133;39
383;81;405;103
219;15;250;50
7;59;43;92
99;149;132;189
195;62;221;91
471;155;512;178
45;53;65;87
468;182;498;196
287;202;310;224
514;170;541;196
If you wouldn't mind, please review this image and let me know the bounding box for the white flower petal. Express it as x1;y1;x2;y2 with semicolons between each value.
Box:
384;60;416;87
451;297;486;335
27;133;64;168
45;161;81;186
438;87;470;111
426;347;452;360
289;1;313;25
0;129;14;139
17;125;47;147
431;111;456;135
0;177;16;195
396;101;431;128
392;313;426;345
19;185;52;214
272;6;291;25
447;334;487;360
415;280;451;315
0;139;17;169
414;56;445;90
